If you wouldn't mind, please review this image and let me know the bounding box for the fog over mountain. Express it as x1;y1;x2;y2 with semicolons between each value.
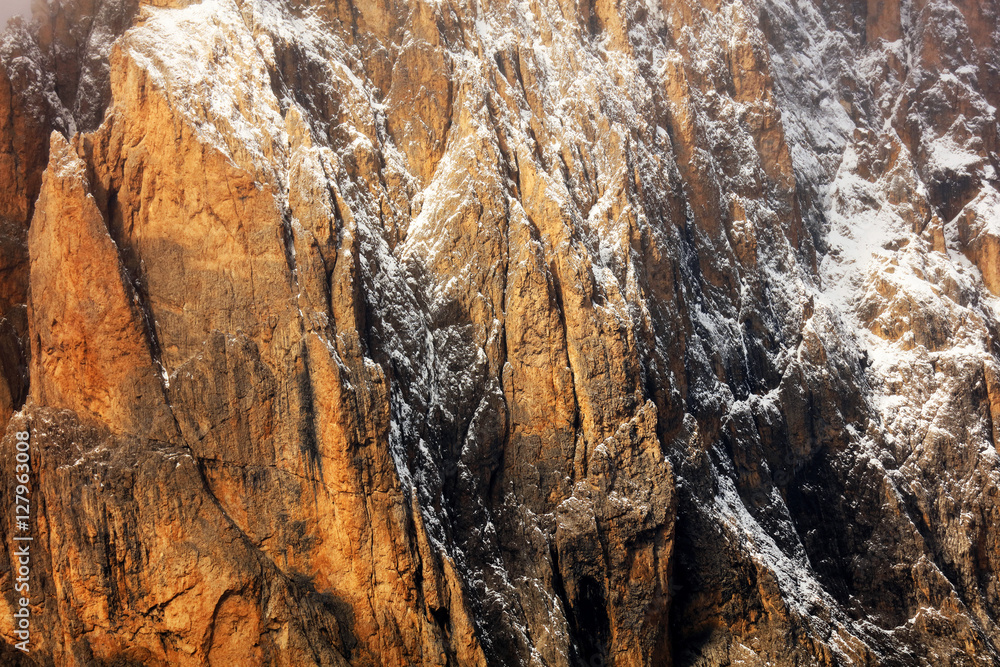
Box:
0;0;33;26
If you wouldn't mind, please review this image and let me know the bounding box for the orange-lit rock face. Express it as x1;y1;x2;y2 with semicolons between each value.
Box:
27;133;176;438
0;0;998;665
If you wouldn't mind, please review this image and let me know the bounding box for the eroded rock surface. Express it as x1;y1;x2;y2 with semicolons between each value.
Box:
0;0;997;665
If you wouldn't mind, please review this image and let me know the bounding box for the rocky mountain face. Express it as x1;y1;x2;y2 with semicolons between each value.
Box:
0;0;998;664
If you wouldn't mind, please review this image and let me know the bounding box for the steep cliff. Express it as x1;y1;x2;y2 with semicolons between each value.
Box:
0;0;998;664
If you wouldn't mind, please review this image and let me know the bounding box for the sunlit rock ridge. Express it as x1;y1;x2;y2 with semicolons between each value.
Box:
0;0;998;664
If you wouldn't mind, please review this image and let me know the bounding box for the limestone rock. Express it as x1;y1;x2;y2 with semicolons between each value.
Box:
27;132;174;439
0;0;999;665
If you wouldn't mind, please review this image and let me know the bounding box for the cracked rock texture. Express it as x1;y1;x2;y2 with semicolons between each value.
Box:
0;0;998;665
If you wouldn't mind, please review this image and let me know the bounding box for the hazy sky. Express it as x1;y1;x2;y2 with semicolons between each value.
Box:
0;0;34;27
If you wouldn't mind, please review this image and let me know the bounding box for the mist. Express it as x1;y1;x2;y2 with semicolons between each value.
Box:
0;0;34;27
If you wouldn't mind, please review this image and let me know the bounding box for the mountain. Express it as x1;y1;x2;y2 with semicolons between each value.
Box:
0;0;998;664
